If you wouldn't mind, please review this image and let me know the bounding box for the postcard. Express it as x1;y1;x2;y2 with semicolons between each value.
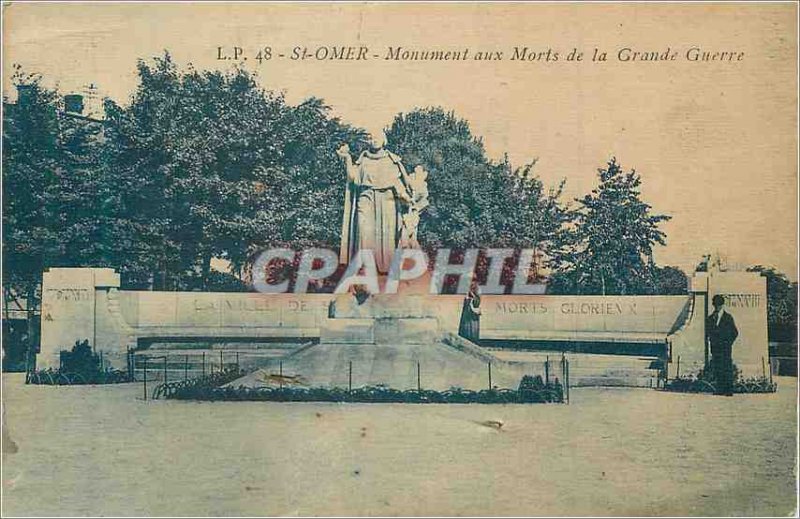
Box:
2;2;797;517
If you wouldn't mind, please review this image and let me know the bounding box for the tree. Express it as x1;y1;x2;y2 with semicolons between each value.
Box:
3;67;114;368
651;265;689;295
747;266;798;342
4;56;369;298
55;101;115;268
238;97;367;260
106;54;368;289
222;96;368;290
2;71;61;369
550;158;671;295
385;107;567;287
106;55;288;288
3;70;61;304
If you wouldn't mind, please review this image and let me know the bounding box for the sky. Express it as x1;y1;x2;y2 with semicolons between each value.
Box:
3;3;798;278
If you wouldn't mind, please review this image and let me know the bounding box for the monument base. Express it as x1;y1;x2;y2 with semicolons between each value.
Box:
227;341;525;392
320;317;439;345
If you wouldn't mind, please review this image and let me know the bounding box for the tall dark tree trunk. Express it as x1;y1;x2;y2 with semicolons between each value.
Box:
25;282;39;377
202;253;212;291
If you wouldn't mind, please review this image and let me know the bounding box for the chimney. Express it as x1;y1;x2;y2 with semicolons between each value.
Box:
64;94;84;115
16;84;34;106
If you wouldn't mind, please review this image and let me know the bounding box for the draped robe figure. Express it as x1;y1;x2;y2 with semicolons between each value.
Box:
458;286;481;342
399;165;430;249
338;144;412;273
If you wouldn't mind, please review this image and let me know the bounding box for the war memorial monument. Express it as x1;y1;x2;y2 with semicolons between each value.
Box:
35;131;770;393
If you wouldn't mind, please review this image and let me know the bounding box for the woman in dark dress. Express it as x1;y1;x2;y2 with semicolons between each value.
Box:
458;282;481;342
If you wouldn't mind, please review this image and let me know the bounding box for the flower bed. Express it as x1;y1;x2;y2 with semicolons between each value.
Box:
663;365;776;394
26;340;133;385
154;373;565;404
26;368;132;385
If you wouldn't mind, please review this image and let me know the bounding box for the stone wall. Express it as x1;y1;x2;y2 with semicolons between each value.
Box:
480;295;690;342
38;268;769;379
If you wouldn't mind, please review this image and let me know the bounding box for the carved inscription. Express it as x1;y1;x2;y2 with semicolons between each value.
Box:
494;300;638;315
721;294;761;308
45;288;91;302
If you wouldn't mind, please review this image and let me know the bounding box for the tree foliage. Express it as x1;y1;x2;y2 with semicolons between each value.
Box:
747;266;798;342
549;158;674;295
388;108;566;252
3;67;110;302
105;54;366;288
650;265;689;295
5;58;689;303
386;108;568;287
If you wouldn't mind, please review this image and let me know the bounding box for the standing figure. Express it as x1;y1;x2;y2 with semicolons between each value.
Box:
399;165;430;249
707;294;738;396
459;280;482;343
337;131;413;273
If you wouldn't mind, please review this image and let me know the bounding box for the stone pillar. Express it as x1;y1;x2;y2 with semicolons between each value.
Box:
706;271;769;379
39;268;120;370
666;274;708;379
667;271;768;381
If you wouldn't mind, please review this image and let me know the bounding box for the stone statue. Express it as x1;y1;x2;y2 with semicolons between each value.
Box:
399;165;430;249
337;131;413;273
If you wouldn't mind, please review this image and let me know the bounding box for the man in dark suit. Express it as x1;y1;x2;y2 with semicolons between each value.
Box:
707;294;739;396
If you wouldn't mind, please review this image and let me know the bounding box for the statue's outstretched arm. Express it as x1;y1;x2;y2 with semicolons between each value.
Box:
345;159;358;184
336;144;358;183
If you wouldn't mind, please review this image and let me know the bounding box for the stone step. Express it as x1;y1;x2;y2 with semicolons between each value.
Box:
138;344;662;389
489;350;662;388
228;341;540;392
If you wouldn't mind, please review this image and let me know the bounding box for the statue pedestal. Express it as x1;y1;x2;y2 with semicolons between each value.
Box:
320;316;439;345
390;270;433;295
321;283;441;346
320;318;375;344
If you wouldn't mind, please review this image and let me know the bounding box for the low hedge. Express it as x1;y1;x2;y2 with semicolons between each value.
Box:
664;376;776;394
26;368;132;385
154;372;564;404
664;364;776;394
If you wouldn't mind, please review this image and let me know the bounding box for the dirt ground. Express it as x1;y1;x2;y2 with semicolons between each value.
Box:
2;373;796;516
